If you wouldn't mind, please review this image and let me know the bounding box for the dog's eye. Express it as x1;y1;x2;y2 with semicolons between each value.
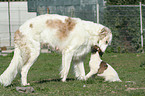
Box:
106;41;108;44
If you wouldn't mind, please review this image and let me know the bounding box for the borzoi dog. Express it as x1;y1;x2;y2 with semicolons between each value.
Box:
86;45;121;82
0;14;112;86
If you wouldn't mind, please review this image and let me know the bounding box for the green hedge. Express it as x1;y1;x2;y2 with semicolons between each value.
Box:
103;6;145;53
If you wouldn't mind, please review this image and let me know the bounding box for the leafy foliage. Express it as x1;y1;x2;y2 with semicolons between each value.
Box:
103;1;145;53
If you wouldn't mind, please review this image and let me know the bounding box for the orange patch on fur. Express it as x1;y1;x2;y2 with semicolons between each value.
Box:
46;17;76;39
14;30;24;42
97;61;108;74
29;24;33;28
99;27;108;40
14;30;30;64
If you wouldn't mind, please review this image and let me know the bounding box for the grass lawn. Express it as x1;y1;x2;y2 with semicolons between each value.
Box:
0;52;145;96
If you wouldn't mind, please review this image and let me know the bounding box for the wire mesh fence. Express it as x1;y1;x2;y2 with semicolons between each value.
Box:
0;8;36;47
103;5;145;53
0;1;145;53
0;2;36;48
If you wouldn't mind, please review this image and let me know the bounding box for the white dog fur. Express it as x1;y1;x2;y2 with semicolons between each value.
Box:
0;14;112;86
86;45;121;82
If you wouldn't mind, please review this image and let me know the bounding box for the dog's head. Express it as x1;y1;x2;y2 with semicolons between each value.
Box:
91;45;103;57
97;27;112;53
91;26;112;56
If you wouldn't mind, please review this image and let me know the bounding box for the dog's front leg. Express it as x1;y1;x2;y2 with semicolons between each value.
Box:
60;49;74;82
85;71;95;80
73;60;86;80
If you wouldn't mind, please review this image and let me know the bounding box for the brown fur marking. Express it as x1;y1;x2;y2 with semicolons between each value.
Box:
29;24;33;28
14;30;24;42
14;30;31;64
97;61;108;74
99;27;108;40
1;46;7;51
91;45;100;54
46;17;76;39
91;45;102;54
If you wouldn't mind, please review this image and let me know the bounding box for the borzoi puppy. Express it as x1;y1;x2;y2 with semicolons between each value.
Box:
0;14;112;86
86;45;121;82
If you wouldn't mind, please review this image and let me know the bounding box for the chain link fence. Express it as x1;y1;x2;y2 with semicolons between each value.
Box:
0;2;36;48
0;1;145;53
103;4;145;53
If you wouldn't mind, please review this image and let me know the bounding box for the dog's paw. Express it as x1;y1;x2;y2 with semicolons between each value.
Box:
22;83;30;86
97;74;103;77
77;76;86;81
61;78;66;82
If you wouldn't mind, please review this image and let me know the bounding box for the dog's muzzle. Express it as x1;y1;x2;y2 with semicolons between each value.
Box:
99;49;104;57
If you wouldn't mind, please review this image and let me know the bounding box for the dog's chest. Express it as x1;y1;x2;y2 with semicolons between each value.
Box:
74;44;91;58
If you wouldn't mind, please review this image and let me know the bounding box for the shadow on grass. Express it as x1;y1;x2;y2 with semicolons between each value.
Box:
33;78;75;84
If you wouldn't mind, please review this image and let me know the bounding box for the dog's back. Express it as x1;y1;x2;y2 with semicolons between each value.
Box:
0;14;112;86
97;63;122;82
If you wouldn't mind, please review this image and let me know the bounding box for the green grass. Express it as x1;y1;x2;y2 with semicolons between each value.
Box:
0;53;145;96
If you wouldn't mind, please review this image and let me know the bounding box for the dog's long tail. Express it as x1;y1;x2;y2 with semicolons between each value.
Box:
0;47;22;86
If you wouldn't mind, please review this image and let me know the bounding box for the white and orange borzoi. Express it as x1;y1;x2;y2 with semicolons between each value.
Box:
0;14;112;86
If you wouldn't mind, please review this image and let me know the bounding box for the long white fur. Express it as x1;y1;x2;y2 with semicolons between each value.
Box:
0;14;112;86
86;51;122;82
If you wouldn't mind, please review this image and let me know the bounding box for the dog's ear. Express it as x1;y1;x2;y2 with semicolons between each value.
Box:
104;64;108;68
91;45;99;54
100;28;108;35
99;27;111;40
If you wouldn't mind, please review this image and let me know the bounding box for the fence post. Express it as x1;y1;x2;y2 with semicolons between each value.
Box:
8;0;11;47
47;8;49;14
140;2;144;53
96;0;99;23
18;7;21;26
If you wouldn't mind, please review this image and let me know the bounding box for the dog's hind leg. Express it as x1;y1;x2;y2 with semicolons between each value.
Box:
21;42;40;86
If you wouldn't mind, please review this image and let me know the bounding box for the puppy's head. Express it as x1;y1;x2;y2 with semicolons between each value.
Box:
91;45;104;57
97;61;108;74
